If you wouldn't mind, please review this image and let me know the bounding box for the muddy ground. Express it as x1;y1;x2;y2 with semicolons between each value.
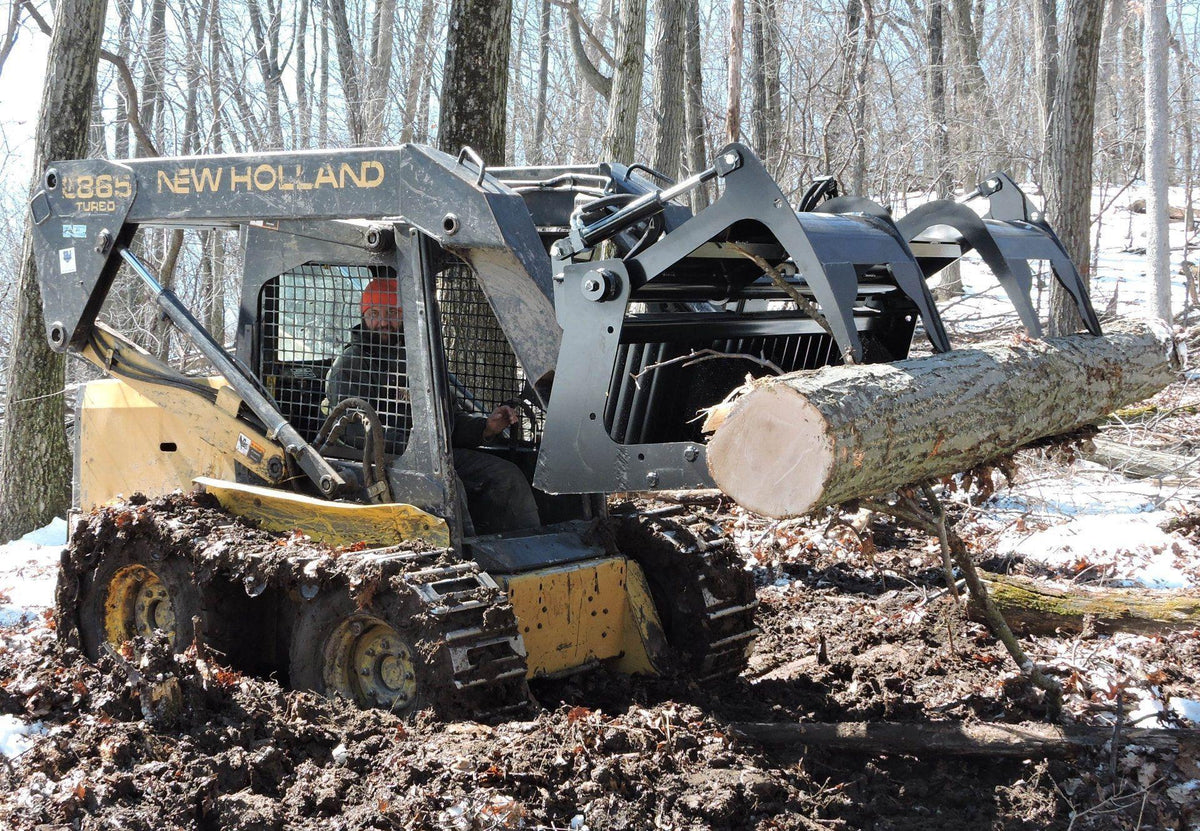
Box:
0;485;1197;831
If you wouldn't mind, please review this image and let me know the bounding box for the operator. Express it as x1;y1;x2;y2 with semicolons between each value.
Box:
326;277;541;535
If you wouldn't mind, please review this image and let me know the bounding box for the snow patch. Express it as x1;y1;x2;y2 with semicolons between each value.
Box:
0;714;45;759
995;512;1195;588
0;517;67;626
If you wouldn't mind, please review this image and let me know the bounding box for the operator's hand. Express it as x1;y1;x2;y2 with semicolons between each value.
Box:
482;404;519;441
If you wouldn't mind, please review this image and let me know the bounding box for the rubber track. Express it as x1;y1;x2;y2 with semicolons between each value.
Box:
62;502;530;719
618;506;760;680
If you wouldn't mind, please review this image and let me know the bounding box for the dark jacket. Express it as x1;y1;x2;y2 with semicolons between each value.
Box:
326;325;487;454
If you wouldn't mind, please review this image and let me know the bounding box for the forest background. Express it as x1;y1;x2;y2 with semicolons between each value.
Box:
0;0;1194;539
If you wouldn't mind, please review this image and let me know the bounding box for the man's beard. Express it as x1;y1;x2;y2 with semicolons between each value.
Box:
363;327;401;348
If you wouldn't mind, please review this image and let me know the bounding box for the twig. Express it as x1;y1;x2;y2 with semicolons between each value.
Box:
724;242;855;364
630;348;784;388
867;484;1064;718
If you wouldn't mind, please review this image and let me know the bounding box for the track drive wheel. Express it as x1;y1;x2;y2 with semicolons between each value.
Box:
76;545;204;660
289;589;432;715
613;508;759;680
289;564;531;718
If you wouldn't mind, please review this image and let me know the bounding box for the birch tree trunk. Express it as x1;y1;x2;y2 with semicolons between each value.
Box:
602;0;646;163
1046;0;1106;336
0;0;108;541
1143;0;1171;324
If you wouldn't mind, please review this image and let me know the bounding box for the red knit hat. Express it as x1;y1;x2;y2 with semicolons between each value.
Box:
360;277;399;315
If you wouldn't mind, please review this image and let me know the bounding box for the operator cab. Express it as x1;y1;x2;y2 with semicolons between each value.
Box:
237;222;589;535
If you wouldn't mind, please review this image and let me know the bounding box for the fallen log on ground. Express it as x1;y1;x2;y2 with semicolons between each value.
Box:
730;721;1200;758
1081;436;1200;484
977;571;1200;636
704;318;1178;518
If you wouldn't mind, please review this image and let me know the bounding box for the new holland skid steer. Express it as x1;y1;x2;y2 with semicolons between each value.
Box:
29;143;1100;715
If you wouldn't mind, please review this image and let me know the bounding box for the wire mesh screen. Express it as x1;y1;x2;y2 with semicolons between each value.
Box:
436;262;538;441
259;264;409;453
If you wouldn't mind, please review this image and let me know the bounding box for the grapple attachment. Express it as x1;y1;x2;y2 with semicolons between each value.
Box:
531;145;1102;496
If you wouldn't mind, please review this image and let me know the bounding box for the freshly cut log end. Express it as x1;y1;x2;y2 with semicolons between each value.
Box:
705;317;1179;518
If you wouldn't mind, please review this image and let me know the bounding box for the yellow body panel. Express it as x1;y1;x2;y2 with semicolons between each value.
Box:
500;557;666;677
76;378;270;510
195;477;450;548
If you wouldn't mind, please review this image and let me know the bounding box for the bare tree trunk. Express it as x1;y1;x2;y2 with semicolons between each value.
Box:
328;0;366;145
439;0;512;163
823;0;861;179
400;0;435;144
929;0;961;299
113;0;132;158
567;2;614;100
0;0;108;541
137;0;166;157
318;0;330;146
204;231;226;343
208;0;224;154
748;0;780;171
365;0;396;143
531;0;551;163
295;0;310;148
602;0;646;163
950;0;1008;180
847;0;875;196
1144;0;1170;324
725;0;744;145
682;0;708;209
1046;0;1106;335
650;0;684;177
246;0;284;148
438;0;517;405
1034;0;1058;135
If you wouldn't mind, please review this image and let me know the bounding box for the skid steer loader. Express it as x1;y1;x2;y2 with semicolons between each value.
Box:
29;142;1099;715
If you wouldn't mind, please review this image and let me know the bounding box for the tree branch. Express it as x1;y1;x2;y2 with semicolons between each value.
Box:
99;49;160;156
562;0;612;99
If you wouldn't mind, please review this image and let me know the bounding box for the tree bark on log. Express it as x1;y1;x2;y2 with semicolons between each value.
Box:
704;318;1177;518
730;721;1200;758
977;572;1200;636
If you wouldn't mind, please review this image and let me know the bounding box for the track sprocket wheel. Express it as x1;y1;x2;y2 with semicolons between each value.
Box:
72;531;204;660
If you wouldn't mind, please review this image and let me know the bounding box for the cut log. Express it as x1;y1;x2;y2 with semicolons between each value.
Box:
977;571;1200;636
729;720;1200;758
704;318;1178;518
1081;436;1200;484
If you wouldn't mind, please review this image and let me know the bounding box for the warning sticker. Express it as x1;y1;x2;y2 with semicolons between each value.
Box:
59;247;77;275
62;223;87;239
235;433;265;464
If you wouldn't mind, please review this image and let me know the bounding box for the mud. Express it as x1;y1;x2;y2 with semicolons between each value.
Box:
1;494;1198;829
